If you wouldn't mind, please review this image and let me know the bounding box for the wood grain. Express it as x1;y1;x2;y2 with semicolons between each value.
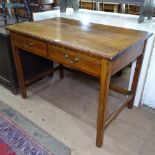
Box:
96;59;111;147
128;51;145;108
48;44;101;77
11;46;27;98
6;17;152;60
111;41;145;75
11;32;48;57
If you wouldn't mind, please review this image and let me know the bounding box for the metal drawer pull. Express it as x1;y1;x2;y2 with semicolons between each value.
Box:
64;54;79;64
24;41;33;47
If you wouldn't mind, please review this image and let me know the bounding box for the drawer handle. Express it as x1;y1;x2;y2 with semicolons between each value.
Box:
24;41;33;48
64;54;79;64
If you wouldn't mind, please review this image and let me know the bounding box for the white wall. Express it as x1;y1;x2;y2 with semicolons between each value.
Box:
142;43;155;108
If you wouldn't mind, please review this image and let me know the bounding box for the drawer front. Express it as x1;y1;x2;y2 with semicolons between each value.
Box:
48;45;101;77
11;32;47;57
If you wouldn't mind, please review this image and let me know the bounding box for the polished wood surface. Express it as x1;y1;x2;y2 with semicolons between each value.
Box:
6;17;151;60
111;41;145;75
6;17;152;147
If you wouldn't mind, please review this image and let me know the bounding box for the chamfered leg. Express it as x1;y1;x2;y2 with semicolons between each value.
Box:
128;54;143;109
96;59;111;147
12;46;27;98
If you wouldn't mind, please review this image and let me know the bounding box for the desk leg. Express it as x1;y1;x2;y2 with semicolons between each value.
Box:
59;64;64;78
13;47;27;98
96;59;111;147
128;54;143;109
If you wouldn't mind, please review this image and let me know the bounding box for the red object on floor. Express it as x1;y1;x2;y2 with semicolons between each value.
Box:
0;144;16;155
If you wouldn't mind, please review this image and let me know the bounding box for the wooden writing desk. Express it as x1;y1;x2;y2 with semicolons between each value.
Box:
6;17;152;147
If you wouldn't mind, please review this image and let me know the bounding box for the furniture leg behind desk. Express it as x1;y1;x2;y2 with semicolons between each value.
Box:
0;30;18;94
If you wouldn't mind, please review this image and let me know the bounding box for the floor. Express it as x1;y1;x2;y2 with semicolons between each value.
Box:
0;69;155;155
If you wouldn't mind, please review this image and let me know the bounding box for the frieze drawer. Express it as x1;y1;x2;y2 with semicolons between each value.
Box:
11;32;47;57
48;44;101;77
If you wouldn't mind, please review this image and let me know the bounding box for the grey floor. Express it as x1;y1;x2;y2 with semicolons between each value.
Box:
0;68;155;155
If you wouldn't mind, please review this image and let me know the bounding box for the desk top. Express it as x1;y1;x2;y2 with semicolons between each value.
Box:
6;17;152;60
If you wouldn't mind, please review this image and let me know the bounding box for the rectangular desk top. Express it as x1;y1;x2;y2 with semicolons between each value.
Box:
6;17;152;60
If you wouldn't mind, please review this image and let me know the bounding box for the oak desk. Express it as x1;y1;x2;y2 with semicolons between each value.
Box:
6;17;152;147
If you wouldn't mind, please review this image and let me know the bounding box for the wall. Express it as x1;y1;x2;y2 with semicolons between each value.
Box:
142;43;155;109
